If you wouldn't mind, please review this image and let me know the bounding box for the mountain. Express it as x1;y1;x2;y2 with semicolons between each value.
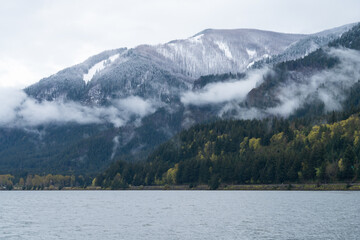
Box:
244;23;360;118
24;29;308;105
0;23;359;176
252;22;356;68
153;29;306;77
96;24;360;189
26;24;355;105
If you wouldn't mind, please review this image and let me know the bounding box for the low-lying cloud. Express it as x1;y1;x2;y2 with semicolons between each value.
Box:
183;47;360;120
1;48;359;129
266;48;360;117
0;88;157;128
181;68;268;106
114;96;156;117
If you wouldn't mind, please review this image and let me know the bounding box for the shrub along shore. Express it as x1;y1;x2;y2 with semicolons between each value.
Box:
2;183;360;191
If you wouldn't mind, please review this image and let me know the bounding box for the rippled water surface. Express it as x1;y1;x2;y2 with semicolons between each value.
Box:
0;191;359;239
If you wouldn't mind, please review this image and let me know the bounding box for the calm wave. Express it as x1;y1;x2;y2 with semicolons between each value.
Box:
0;191;359;239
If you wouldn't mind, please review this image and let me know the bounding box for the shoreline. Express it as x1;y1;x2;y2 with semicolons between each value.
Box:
2;183;360;191
126;183;360;191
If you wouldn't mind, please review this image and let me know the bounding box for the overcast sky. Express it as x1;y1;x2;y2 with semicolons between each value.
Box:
1;0;359;88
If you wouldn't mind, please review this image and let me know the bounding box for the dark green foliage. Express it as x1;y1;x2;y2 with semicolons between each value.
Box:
277;48;339;71
98;113;360;188
193;72;246;89
0;105;187;176
340;145;356;180
0;124;116;175
209;174;220;190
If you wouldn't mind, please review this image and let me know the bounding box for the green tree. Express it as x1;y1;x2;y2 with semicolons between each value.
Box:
340;145;355;180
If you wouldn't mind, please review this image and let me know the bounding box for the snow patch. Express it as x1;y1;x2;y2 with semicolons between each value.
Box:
188;34;204;44
108;54;120;62
247;61;255;69
111;136;119;160
246;49;257;58
215;41;233;60
83;53;120;83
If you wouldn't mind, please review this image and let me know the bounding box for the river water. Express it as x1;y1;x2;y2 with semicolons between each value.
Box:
0;191;359;239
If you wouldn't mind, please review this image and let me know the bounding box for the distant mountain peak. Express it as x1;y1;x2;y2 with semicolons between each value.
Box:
2;22;360;175
25;23;357;106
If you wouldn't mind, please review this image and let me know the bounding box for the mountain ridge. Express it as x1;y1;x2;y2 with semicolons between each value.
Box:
24;23;356;107
0;22;359;176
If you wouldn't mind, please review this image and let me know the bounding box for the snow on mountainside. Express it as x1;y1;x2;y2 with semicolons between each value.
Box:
83;53;120;83
3;23;360;174
25;23;357;107
252;23;357;68
82;47;192;105
25;48;126;102
154;29;306;78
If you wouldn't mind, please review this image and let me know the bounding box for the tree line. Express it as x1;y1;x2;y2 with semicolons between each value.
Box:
0;174;93;190
96;111;360;189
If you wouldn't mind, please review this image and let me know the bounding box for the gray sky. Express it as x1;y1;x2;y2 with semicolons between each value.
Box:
1;0;359;88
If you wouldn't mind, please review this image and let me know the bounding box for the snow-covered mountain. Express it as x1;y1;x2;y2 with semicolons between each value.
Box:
153;29;305;77
1;23;359;175
25;24;355;106
252;23;357;67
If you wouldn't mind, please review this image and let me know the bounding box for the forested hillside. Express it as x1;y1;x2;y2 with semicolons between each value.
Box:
94;24;360;189
1;24;359;189
95;110;360;189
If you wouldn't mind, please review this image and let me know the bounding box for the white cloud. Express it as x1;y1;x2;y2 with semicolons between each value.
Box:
218;102;267;120
181;68;267;106
266;48;360;117
0;88;27;124
0;89;157;128
212;48;360;119
114;96;156;117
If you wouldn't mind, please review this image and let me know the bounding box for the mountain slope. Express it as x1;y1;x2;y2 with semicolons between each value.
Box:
252;23;357;68
244;24;360;118
24;23;355;107
25;49;126;102
0;23;359;176
96;23;360;185
154;29;306;77
96;112;360;189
